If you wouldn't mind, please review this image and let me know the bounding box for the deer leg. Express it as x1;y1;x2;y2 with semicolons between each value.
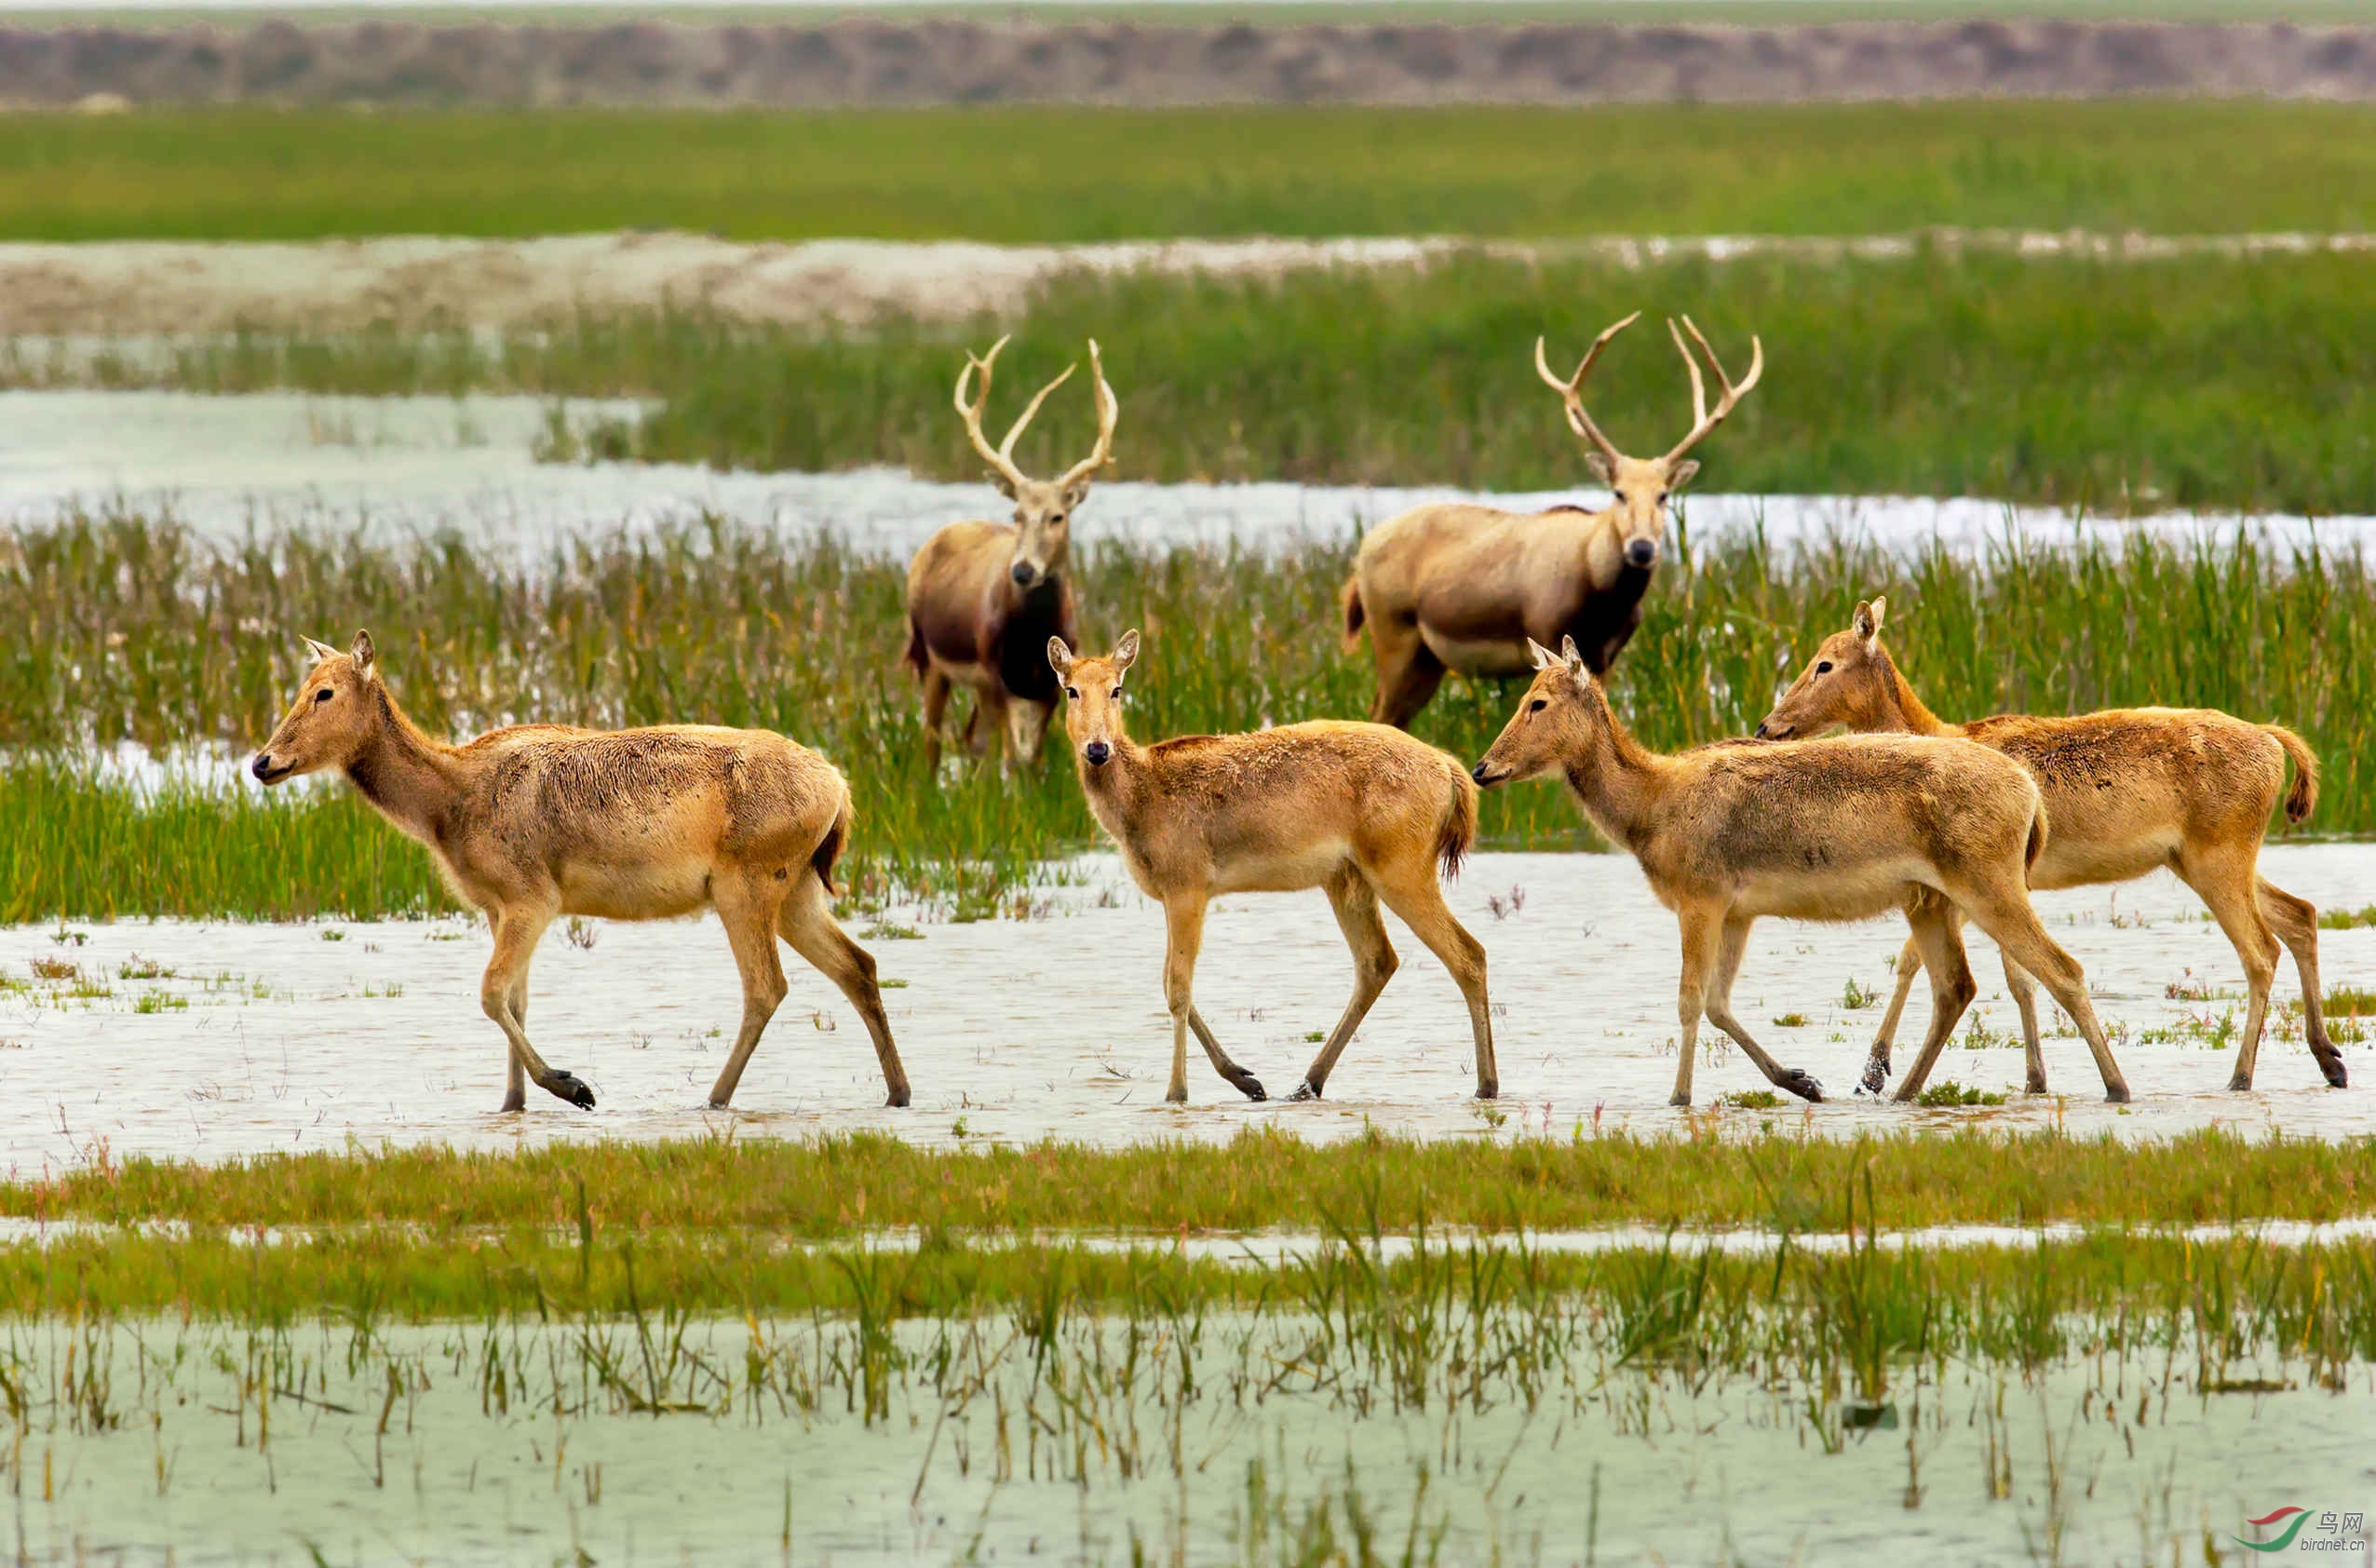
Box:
1668;905;1721;1107
2178;849;2281;1092
979;689;1013;773
1368;629;1447;731
2259;875;2343;1088
479;903;594;1110
1187;1008;1264;1102
1291;867;1399;1102
1009;698;1055;766
919;667;952;776
776;870;911;1108
2000;953;2048;1094
703;872;792;1110
1888;899;1980;1102
1701;913;1822;1102
1159;893;1212;1104
1862;934;1925;1095
502;952;530;1112
1369;858;1495;1099
1952;880;2128;1103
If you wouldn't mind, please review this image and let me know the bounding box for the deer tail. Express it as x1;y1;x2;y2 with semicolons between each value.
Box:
900;615;928;681
1340;576;1367;648
1438;764;1478;882
811;793;854;898
2263;724;2319;826
2024;800;2048;884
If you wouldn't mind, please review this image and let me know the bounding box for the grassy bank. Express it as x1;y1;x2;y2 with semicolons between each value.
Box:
4;101;2375;242
31;250;2376;513
3;514;2366;919
17;1126;2376;1235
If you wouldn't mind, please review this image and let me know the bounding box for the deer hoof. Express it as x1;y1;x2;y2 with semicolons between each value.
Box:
2025;1075;2048;1095
2104;1083;2133;1104
2224;1073;2254;1093
1781;1070;1823;1103
1856;1060;1888;1097
1233;1075;1267;1102
1667;1092;1692;1108
2319;1056;2349;1089
885;1085;912;1108
549;1072;597;1111
1474;1081;1500;1101
1289;1080;1322;1102
499;1088;526;1113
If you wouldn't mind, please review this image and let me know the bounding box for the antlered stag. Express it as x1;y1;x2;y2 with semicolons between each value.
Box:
250;632;911;1113
1048;631;1498;1104
1756;597;2338;1095
904;336;1118;772
1474;636;2134;1106
1343;314;1762;728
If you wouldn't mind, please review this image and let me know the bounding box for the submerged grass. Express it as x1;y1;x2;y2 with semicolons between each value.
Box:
5;101;2375;243
15;1126;2376;1236
4;512;2367;919
32;250;2376;514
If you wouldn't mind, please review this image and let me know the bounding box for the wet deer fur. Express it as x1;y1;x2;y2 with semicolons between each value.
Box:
250;631;911;1113
1756;597;2338;1096
1474;636;2135;1106
904;336;1116;772
1048;630;1497;1104
1342;314;1762;729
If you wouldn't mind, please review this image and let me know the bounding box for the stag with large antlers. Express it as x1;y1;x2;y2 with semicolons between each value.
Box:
904;336;1120;772
1342;314;1762;728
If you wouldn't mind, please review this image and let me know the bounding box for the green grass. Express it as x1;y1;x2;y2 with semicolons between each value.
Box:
17;1126;2376;1235
4;511;2366;920
45;250;2376;514
5;102;2376;243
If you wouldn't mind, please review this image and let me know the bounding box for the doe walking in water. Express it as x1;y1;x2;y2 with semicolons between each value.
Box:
1756;596;2336;1094
250;632;911;1113
1047;631;1497;1104
1474;636;2133;1106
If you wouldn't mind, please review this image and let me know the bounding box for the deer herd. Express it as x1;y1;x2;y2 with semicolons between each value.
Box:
250;317;2340;1116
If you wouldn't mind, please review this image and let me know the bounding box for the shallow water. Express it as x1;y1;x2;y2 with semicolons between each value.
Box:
1;387;2369;561
2;845;2370;1170
6;1310;2369;1566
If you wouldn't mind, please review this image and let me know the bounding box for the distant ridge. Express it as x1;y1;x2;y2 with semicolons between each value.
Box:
1;19;2371;106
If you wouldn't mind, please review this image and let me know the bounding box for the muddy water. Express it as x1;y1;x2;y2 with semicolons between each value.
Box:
2;845;2369;1169
7;1312;2370;1566
0;388;2368;561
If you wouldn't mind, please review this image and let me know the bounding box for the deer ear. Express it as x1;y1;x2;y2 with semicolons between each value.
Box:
1559;635;1586;675
1047;637;1074;678
1853;599;1881;642
1112;629;1141;675
990;471;1019;501
1525;637;1559;670
1667;458;1700;492
349;629;377;680
1865;596;1888;640
1060;477;1091;510
302;636;339;664
1584;452;1614;486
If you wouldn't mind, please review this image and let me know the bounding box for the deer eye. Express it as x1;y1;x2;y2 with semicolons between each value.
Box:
1064;686;1079;700
1110;687;1123;699
1528;698;1547;713
1656;492;1668;505
314;688;333;703
1815;661;1832;675
1610;490;1626;505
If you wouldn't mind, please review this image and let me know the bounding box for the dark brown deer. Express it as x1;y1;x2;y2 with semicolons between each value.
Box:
1475;636;2135;1107
250;632;911;1114
1756;596;2338;1096
1342;314;1762;728
904;336;1117;772
1048;630;1497;1104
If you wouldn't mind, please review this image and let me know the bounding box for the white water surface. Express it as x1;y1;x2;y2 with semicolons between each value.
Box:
1;387;2369;561
3;845;2371;1171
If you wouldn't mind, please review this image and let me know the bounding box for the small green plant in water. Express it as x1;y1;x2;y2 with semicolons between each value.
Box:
1915;1080;2007;1108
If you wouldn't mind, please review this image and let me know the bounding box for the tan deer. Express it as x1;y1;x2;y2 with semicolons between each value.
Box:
1342;314;1762;728
250;631;911;1113
1046;630;1497;1103
1755;597;2337;1096
904;336;1117;772
1474;636;2135;1106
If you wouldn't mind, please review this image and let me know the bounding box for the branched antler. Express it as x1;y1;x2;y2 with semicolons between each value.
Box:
1663;316;1764;463
952;336;1117;492
1533;311;1640;468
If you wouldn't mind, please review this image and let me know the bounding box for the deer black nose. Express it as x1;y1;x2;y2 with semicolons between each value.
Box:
1011;562;1035;586
1753;722;1778;740
250;753;272;780
1626;539;1656;568
1085;741;1110;766
1470;761;1496;785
